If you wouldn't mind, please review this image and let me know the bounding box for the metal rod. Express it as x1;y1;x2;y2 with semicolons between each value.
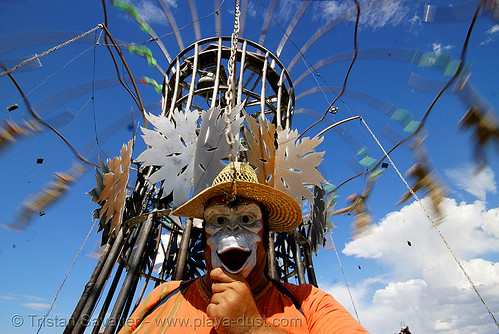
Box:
260;52;269;119
71;228;126;333
267;232;278;280
237;40;247;105
276;69;284;128
158;0;184;51
169;61;181;117
158;222;179;284
133;224;163;310
214;0;221;36
210;37;223;108
90;261;125;334
304;246;318;287
185;42;199;111
173;218;193;280
283;236;290;282
291;234;306;284
103;210;158;334
63;241;112;334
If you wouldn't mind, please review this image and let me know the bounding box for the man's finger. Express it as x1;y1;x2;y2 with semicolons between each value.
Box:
210;267;242;283
209;291;223;305
211;282;230;294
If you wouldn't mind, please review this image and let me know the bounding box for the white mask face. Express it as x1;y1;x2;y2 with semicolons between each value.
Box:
204;199;263;278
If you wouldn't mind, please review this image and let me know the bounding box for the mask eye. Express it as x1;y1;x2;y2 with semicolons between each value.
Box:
241;215;250;224
216;217;225;225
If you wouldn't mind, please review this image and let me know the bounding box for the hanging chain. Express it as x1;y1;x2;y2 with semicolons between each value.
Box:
224;0;241;201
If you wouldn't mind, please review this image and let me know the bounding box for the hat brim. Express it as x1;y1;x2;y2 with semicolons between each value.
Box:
171;181;302;232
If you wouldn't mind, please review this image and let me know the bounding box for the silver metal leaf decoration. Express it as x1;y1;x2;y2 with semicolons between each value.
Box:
87;156;111;244
275;127;326;204
193;104;245;195
136;109;199;208
308;185;337;253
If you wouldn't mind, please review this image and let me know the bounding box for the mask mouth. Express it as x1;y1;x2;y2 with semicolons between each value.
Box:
217;248;251;273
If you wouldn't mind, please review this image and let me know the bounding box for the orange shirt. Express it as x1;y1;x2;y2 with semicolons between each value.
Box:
119;278;369;333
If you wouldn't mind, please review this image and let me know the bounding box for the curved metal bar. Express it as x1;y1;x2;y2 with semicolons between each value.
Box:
163;36;295;113
158;0;185;51
239;0;248;38
294;48;418;86
214;0;222;37
275;1;311;58
287;9;353;72
188;0;202;41
259;0;278;47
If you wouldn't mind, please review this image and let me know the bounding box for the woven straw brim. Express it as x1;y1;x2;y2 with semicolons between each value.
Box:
171;181;302;232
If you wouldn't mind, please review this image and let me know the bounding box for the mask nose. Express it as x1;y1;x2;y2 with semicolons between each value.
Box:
226;219;240;231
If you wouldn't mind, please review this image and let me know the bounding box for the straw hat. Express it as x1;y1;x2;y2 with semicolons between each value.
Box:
171;162;302;232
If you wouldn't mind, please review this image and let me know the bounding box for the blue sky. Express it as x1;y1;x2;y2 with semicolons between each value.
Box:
1;0;498;333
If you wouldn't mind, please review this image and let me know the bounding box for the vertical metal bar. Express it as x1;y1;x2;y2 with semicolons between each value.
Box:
210;38;222;108
158;225;177;285
283;236;290;283
185;43;199;112
71;228;126;333
276;69;284;128
90;262;126;334
260;52;269;119
161;77;169;117
169;61;181;117
237;40;247;105
173;218;193;280
292;234;306;284
63;241;112;334
286;93;292;128
103;211;158;334
214;0;221;36
133;224;163;310
304;247;318;287
267;232;278;280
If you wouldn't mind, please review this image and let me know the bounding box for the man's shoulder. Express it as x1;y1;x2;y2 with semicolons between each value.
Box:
278;281;327;299
147;279;196;304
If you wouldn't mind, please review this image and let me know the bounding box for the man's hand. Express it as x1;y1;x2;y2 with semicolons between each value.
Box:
206;267;262;333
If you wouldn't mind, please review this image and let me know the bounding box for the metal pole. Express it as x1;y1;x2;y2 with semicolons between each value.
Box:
267;232;278;280
70;228;126;333
103;211;158;334
118;222;161;328
133;224;163;309
173;218;193;280
90;262;125;334
64;241;112;334
157;223;178;285
291;234;306;284
304;247;318;287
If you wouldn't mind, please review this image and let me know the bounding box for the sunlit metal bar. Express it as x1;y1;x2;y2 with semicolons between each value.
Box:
237;40;247;105
186;43;199;111
188;0;201;41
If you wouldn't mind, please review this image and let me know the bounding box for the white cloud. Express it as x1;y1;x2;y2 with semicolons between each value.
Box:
445;164;497;201
327;197;499;333
317;0;416;30
0;293;44;303
432;42;454;55
247;0;258;18
481;24;499;44
487;24;499;35
22;302;51;311
129;0;174;25
276;0;302;23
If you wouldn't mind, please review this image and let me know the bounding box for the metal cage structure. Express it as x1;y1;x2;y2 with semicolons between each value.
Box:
64;34;319;334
